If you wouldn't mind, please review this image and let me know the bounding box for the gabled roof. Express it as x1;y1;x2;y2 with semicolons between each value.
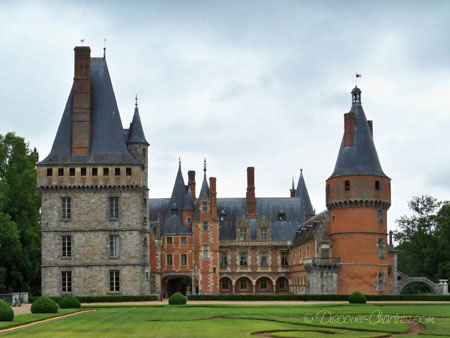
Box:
330;87;387;178
294;170;314;217
127;106;149;144
39;57;140;165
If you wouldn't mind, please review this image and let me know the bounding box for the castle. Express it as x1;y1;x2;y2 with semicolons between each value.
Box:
37;46;397;297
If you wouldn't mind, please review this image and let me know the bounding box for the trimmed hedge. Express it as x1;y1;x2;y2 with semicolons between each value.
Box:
187;294;450;301
29;295;158;304
348;291;367;304
0;299;14;321
59;295;81;309
31;296;58;314
169;292;187;305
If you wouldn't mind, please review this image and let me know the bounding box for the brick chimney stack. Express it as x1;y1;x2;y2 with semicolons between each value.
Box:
72;46;91;154
246;167;256;219
188;170;196;201
344;111;355;147
209;177;217;216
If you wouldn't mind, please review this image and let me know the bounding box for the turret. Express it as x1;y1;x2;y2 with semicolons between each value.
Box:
294;169;315;221
326;86;392;295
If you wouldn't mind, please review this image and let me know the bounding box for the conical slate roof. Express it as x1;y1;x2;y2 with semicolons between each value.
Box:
128;106;149;144
199;173;209;199
330;87;387;178
294;170;314;218
40;57;140;165
183;187;195;210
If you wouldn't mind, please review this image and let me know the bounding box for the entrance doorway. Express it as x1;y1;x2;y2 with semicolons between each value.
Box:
163;276;192;297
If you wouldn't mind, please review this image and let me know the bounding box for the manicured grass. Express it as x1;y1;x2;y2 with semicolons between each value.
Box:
0;309;80;329
2;303;449;337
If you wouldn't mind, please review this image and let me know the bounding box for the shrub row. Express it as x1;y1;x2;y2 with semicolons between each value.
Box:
29;295;158;304
187;294;450;301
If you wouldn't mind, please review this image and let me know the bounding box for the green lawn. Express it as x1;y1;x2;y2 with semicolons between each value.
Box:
1;303;449;337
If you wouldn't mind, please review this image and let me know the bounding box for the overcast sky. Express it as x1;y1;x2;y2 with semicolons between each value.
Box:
0;0;449;229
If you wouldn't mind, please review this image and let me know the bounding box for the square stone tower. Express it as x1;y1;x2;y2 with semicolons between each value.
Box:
37;46;150;296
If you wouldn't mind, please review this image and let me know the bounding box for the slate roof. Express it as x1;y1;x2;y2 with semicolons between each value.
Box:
292;210;328;247
127;106;149;144
39;57;140;165
330;86;387;178
294;170;314;216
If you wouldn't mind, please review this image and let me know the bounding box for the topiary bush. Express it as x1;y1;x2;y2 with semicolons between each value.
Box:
348;291;367;304
0;299;14;321
168;292;186;305
59;295;81;309
31;296;58;313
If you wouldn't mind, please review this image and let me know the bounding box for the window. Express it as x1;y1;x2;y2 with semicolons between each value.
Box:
47;168;53;176
143;198;147;208
260;278;267;290
203;221;208;232
377;238;385;258
321;248;330;259
109;270;120;292
92;167;98;176
115;168;121;176
260;252;268;266
377;271;385;292
221;279;229;290
186;216;191;224
126;167;132;176
109;235;119;258
109;197;119;220
260;228;268;240
377;209;384;224
277;278;286;290
240;252;248;266
62;197;71;220
58;168;64;176
345;180;350;191
278;212;286;221
220;252;228;267
220;210;226;222
166;237;173;245
375;180;380;190
181;237;187;245
145;271;150;281
70;168;75;176
81;168;87;176
142;148;146;155
239;228;247;241
61;271;72;293
171;208;178;216
166;254;173;266
281;251;289;266
203;244;209;259
61;235;72;258
202;201;208;213
239;279;248;290
103;167;109;176
181;254;187;266
326;184;330;196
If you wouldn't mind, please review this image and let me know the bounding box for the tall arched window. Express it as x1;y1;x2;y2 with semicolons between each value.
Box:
375;180;380;190
344;180;350;191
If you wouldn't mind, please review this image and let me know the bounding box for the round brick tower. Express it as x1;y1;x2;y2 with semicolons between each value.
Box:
326;86;392;295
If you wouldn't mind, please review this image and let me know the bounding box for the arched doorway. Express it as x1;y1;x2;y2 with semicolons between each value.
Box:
220;277;233;294
255;277;274;293
162;276;192;297
235;277;253;293
276;277;289;293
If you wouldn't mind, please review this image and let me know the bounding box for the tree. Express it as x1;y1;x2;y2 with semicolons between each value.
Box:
394;195;450;282
0;133;41;294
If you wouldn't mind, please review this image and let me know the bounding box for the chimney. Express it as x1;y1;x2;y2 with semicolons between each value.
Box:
72;46;91;154
368;120;373;136
246;167;256;218
188;170;196;201
290;177;296;197
344;112;355;147
389;230;393;246
209;177;217;216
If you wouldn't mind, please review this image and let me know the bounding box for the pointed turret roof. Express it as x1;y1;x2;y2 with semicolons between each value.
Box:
127;101;149;144
183;187;195;210
294;169;314;218
39;57;140;165
199;158;209;198
330;86;387;178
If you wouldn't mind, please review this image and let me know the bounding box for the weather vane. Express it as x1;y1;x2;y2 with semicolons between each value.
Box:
103;38;107;58
355;73;362;86
80;38;85;46
135;94;138;108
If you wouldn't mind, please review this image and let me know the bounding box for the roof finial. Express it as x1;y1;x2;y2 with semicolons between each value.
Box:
103;38;106;58
203;158;207;176
355;73;362;86
300;168;303;175
178;157;181;167
135;94;138;108
291;177;295;189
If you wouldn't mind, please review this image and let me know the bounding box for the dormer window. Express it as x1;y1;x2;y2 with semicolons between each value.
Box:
240;228;247;241
260;228;268;240
345;180;350;191
171;208;178;216
202;201;208;213
278;210;286;221
220;210;226;222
